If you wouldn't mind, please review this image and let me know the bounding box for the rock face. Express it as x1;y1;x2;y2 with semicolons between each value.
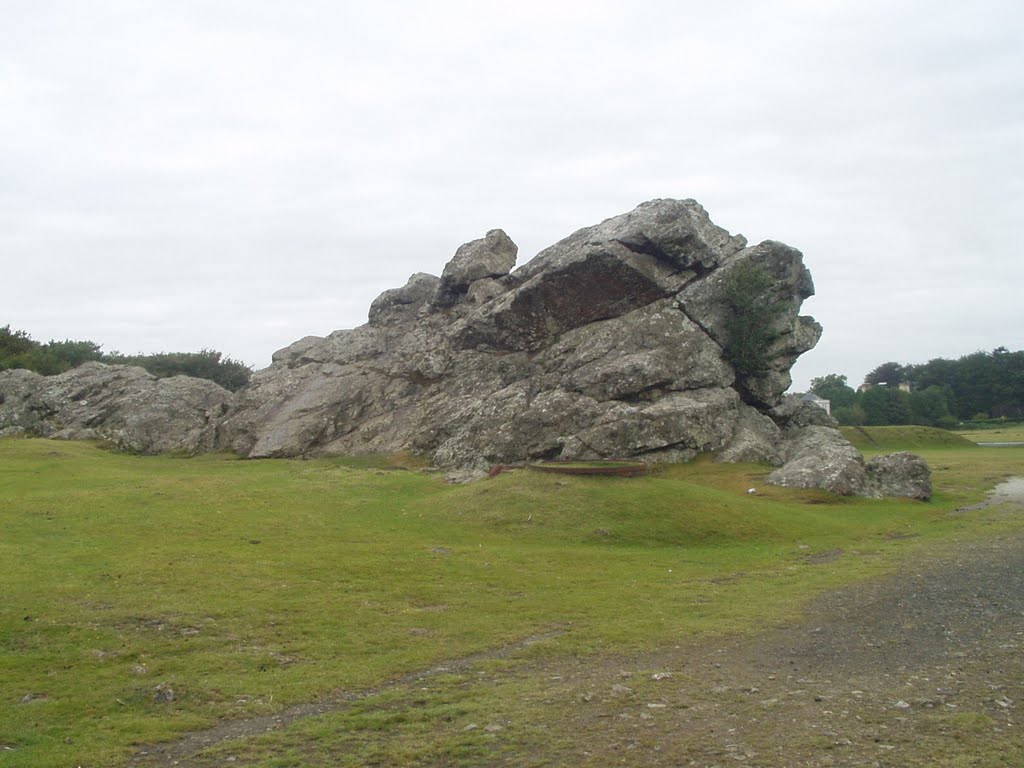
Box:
0;198;931;498
218;198;827;470
0;362;230;454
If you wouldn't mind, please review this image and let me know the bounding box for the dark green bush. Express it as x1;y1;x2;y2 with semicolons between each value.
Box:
720;262;786;375
0;325;252;391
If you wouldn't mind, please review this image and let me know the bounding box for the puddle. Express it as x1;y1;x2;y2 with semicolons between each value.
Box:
958;477;1024;511
990;476;1024;501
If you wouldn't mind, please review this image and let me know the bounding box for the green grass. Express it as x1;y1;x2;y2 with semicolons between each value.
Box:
840;425;978;452
1;436;1023;766
957;424;1024;443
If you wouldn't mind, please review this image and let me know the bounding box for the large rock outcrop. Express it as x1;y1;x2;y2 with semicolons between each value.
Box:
218;199;821;468
0;199;931;498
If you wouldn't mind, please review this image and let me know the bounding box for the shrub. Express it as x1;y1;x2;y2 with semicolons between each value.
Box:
1;325;252;391
720;261;786;375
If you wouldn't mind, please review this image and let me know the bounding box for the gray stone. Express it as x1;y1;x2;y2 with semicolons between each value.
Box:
218;199;805;468
866;451;932;500
271;335;325;366
368;273;442;324
152;683;175;703
541;299;734;401
440;229;517;290
767;426;875;497
448;200;747;353
772;395;839;431
767;429;931;499
0;368;45;436
717;406;783;465
0;363;230;455
465;277;508;306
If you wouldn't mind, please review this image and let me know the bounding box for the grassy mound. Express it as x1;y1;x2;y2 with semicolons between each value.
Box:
840;425;977;452
957;424;1024;443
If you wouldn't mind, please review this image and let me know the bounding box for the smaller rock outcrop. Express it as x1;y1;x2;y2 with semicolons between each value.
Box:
0;362;231;454
766;426;932;500
768;426;874;497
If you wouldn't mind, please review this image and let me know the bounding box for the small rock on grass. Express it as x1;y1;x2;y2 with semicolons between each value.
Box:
152;683;176;703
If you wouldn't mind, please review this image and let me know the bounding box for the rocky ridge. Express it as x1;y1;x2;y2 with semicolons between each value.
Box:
0;199;929;497
0;363;228;455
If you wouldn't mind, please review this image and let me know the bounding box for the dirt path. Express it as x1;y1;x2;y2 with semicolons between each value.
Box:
128;630;566;767
131;480;1024;767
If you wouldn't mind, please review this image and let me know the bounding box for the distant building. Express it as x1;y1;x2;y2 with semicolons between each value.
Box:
801;392;831;415
858;382;912;394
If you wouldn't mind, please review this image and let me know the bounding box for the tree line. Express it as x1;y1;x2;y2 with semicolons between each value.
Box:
0;325;253;392
810;347;1024;427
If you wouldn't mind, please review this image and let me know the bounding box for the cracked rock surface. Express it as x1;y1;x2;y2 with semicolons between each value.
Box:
218;199;823;470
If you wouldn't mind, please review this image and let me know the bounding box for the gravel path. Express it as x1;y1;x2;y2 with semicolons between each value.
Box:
554;478;1024;766
128;630;567;767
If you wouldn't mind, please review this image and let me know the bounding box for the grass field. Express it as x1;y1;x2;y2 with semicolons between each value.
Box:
839;424;979;452
957;424;1024;443
2;432;1023;766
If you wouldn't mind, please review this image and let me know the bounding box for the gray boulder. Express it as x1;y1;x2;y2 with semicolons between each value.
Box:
717;406;783;465
271;335;325;365
866;451;933;500
767;426;875;497
436;228;518;306
368;273;442;324
0;368;48;437
0;362;230;454
677;240;822;406
449;200;750;353
771;395;838;431
766;427;933;500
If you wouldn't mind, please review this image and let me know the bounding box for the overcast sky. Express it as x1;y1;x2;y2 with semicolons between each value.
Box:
3;0;1022;390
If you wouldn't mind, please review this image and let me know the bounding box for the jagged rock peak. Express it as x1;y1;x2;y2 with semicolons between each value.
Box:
218;198;824;469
